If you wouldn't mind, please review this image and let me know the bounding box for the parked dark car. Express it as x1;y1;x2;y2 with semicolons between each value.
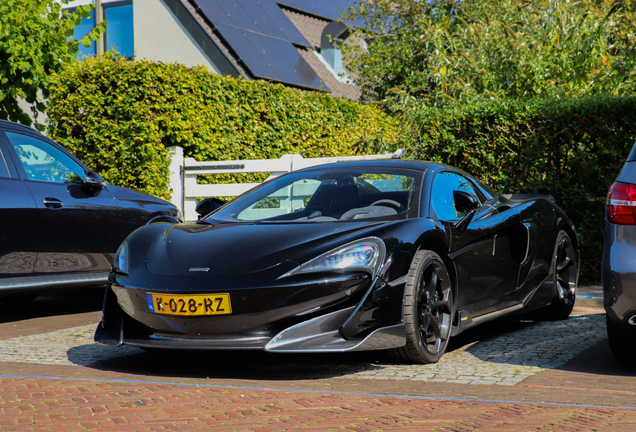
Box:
0;120;181;301
603;142;636;364
96;160;578;364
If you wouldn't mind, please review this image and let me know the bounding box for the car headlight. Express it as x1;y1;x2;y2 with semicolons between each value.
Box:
112;240;129;275
279;237;386;279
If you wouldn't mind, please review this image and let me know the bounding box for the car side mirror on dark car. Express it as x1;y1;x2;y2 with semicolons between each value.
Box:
83;170;106;197
453;191;479;233
453;190;479;213
196;197;226;218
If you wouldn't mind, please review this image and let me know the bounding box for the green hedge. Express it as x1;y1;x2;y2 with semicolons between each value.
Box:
405;96;636;283
47;57;404;200
48;58;627;281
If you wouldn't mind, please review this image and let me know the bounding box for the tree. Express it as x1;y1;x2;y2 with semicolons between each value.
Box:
0;0;103;129
345;0;636;108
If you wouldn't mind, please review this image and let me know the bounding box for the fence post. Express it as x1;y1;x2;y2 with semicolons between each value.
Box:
289;154;304;172
167;146;184;215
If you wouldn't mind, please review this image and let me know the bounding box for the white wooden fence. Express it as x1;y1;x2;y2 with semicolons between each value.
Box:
167;146;405;222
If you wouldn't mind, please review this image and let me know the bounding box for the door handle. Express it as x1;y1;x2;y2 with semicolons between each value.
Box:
43;198;63;209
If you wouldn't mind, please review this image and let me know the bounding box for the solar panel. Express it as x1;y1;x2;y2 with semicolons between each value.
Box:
243;31;299;83
214;23;328;90
238;0;288;41
276;0;315;16
312;1;339;19
215;23;279;79
275;0;357;21
268;37;325;89
195;0;234;27
192;0;332;90
215;0;258;31
322;0;355;19
194;0;310;47
257;0;310;47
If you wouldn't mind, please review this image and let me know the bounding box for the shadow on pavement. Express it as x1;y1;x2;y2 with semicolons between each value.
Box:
69;315;535;381
68;315;588;381
65;309;636;381
71;346;388;381
0;287;105;324
557;338;636;376
447;316;538;351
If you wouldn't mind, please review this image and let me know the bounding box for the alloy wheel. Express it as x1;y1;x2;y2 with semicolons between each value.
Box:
554;234;577;308
417;261;453;356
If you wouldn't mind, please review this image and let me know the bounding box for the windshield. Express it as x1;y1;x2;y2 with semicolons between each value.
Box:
205;167;422;223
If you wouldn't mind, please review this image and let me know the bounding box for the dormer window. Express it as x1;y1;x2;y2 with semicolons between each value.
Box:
320;21;352;76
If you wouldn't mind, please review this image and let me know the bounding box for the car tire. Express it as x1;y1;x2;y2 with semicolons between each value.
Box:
544;230;577;321
607;316;636;365
390;250;454;364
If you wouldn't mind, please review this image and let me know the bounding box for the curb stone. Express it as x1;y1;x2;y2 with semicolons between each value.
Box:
577;285;603;309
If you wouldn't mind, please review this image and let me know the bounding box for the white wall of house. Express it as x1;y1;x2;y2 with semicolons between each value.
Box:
133;0;220;72
64;0;220;72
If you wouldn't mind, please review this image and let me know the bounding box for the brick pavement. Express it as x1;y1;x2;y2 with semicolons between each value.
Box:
3;288;636;431
1;376;636;431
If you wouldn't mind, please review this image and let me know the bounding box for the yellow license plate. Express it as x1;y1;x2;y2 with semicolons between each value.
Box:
146;293;232;316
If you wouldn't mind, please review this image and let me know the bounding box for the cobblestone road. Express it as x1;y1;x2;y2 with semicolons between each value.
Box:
0;312;606;386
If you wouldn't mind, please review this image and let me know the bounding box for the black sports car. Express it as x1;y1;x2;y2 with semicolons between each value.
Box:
95;160;579;364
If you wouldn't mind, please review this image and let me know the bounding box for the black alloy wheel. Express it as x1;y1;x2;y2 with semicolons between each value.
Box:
545;230;578;320
390;250;454;364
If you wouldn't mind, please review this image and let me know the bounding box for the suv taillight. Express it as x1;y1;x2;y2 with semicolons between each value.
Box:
607;182;636;225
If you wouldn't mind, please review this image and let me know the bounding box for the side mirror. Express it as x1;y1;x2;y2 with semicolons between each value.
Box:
453;190;479;213
196;197;225;218
453;191;479;233
455;209;477;233
83;170;106;197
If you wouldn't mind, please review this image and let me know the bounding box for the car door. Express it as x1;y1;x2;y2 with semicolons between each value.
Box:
0;129;119;276
0;136;39;279
430;171;523;317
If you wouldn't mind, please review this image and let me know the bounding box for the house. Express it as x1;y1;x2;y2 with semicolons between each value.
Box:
65;0;362;100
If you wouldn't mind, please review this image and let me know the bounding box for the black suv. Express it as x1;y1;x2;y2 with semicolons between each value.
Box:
0;120;181;301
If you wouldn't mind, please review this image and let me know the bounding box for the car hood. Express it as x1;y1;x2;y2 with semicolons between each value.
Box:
107;184;173;206
145;221;385;276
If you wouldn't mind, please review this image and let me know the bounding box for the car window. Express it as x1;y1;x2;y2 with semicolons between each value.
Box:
431;172;482;221
474;180;495;201
358;173;414;193
5;132;85;184
239;179;322;220
214;169;419;223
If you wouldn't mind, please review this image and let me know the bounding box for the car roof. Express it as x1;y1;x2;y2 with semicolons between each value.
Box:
0;119;41;133
0;119;28;127
295;158;453;174
294;159;497;199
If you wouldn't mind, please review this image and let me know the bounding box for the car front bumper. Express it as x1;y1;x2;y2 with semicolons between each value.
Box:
95;270;408;352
